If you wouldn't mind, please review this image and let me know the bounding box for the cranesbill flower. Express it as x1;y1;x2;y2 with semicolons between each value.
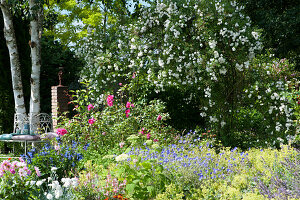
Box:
87;104;94;111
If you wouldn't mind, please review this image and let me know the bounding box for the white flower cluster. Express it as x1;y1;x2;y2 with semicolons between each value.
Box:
32;175;78;200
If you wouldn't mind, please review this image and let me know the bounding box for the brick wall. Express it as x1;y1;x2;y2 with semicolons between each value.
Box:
51;86;69;129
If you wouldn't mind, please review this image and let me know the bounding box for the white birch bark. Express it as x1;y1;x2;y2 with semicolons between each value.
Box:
0;0;26;122
29;0;43;132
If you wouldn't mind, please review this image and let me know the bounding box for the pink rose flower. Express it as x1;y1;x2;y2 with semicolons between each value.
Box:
153;139;159;142
147;133;151;139
87;104;94;111
139;127;147;135
57;128;68;136
119;83;122;86
107;95;114;107
126;102;131;108
88;117;96;125
157;115;162;121
125;109;130;118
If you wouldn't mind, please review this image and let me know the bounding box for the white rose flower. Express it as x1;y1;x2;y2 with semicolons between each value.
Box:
209;40;217;49
46;193;53;200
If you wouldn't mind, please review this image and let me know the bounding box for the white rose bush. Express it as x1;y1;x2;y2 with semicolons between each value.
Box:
79;0;298;148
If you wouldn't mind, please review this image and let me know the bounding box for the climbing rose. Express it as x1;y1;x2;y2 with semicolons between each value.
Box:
107;95;114;107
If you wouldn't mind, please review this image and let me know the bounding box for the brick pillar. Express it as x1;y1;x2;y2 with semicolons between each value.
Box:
51;86;69;130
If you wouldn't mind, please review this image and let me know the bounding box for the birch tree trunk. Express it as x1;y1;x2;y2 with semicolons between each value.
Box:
29;0;43;132
0;0;26;126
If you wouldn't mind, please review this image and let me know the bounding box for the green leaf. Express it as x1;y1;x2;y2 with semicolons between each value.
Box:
147;186;155;195
126;183;136;194
141;161;152;170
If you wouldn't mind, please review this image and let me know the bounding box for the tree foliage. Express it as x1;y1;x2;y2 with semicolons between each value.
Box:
238;0;300;69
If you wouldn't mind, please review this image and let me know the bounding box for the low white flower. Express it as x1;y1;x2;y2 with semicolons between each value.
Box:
115;153;129;162
36;180;43;187
55;188;63;199
51;167;57;172
72;177;79;187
